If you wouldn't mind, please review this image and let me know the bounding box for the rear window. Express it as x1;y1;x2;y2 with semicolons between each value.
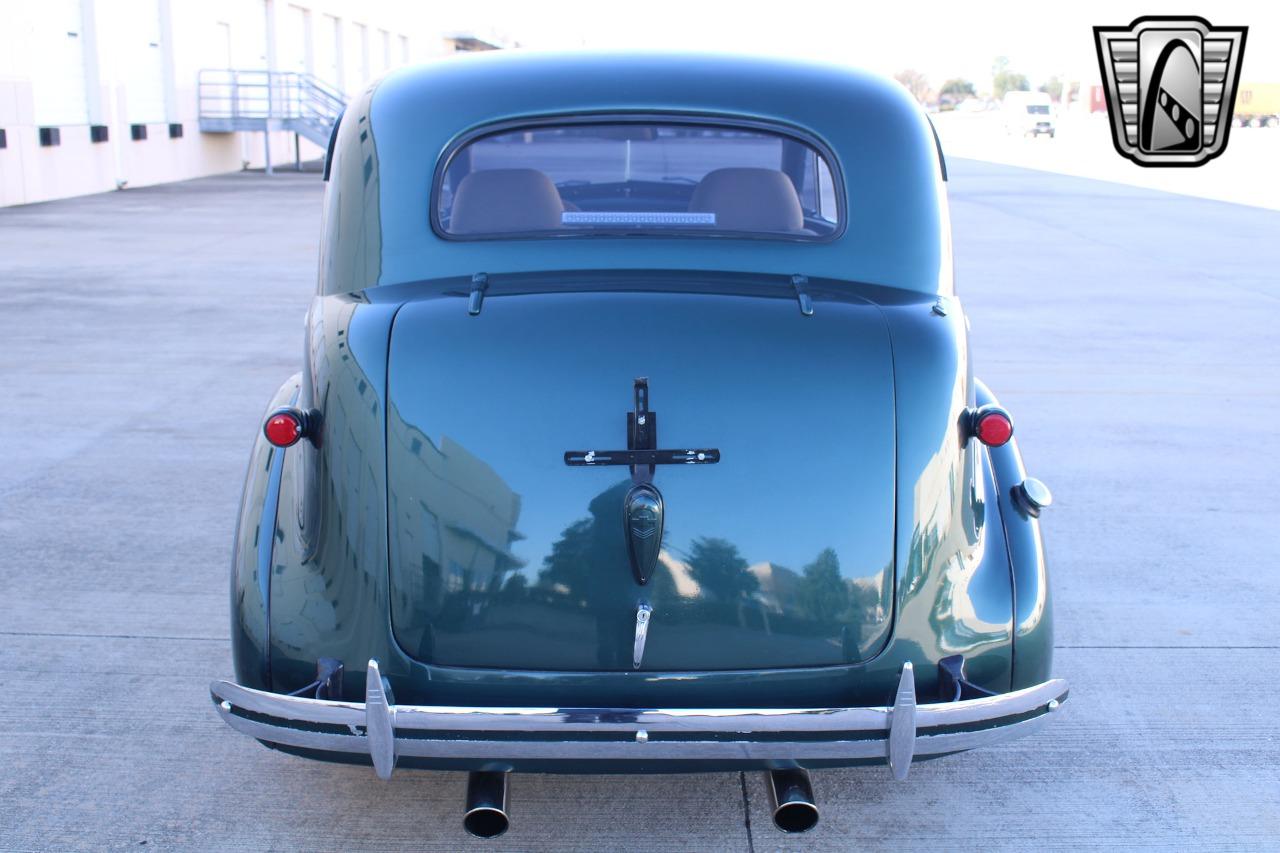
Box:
434;120;842;240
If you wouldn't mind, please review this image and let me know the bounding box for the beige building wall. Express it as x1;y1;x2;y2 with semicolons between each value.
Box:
0;0;447;207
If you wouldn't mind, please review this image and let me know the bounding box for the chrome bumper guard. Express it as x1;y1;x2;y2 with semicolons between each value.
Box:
211;660;1067;780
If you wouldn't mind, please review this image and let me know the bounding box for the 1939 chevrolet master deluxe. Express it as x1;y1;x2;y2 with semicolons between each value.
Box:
212;51;1066;837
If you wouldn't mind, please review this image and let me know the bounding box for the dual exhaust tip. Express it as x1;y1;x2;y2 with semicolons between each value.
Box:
766;768;820;834
462;768;819;838
464;771;511;838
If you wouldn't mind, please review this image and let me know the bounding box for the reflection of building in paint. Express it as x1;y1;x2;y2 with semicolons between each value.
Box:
388;415;525;614
749;557;889;630
901;419;1011;654
904;405;979;601
272;298;394;660
658;551;701;597
748;561;799;611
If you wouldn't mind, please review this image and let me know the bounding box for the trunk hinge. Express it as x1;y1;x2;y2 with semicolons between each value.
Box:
791;274;814;316
467;272;489;316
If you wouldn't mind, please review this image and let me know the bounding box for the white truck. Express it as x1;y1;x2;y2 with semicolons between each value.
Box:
1002;91;1055;138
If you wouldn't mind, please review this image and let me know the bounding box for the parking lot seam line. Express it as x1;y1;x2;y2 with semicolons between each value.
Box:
1055;644;1280;649
0;630;228;642
738;771;756;853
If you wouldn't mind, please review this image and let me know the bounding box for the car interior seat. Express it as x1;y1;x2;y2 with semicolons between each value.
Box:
448;168;565;234
688;167;805;233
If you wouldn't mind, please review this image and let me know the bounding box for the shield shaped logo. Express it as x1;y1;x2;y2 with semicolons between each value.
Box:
1094;17;1247;166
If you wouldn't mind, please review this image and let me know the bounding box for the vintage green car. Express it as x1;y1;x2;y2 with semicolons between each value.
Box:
212;51;1066;837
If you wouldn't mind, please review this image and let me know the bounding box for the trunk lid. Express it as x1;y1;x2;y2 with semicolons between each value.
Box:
386;280;896;671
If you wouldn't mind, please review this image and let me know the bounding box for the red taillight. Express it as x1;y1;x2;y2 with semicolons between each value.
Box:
264;410;303;447
972;407;1014;447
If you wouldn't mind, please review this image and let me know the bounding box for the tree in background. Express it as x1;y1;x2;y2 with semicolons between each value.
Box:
686;537;758;602
796;548;850;624
1039;75;1064;103
894;69;930;103
940;78;976;100
991;56;1030;99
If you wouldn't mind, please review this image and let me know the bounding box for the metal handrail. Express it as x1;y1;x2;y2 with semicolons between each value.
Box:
197;68;347;174
197;69;345;148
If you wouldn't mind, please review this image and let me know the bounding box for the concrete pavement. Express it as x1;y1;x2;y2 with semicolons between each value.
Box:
1;163;1278;851
933;110;1280;212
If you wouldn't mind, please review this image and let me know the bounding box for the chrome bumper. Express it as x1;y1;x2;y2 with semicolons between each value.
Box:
211;660;1067;779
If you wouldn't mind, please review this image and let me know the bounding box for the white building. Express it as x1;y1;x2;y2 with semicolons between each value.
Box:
0;1;466;207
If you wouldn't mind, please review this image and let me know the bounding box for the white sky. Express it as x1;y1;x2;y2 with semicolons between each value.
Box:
439;0;1280;92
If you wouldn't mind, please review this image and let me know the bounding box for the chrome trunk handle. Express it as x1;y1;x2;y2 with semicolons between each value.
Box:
633;603;653;669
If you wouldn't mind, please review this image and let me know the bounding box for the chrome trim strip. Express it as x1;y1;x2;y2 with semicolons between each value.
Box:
214;677;1065;734
211;669;1068;777
887;662;917;780
914;679;1062;727
214;704;1056;762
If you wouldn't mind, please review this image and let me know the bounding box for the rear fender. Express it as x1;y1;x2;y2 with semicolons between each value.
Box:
230;373;302;691
976;378;1054;689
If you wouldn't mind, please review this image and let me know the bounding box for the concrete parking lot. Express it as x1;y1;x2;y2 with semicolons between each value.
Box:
933;111;1280;211
2;161;1278;851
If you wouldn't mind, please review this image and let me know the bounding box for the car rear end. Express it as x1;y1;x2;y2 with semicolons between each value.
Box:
215;52;1066;836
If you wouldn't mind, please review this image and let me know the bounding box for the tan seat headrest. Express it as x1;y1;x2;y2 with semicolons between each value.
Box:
448;168;565;234
689;168;805;233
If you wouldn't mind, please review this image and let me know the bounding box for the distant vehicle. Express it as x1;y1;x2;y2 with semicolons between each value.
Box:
1234;83;1280;127
211;51;1067;839
1003;90;1056;137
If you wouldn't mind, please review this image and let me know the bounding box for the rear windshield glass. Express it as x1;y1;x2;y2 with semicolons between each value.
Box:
435;121;841;240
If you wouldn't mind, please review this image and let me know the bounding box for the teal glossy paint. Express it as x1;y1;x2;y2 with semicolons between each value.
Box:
319;52;951;297
248;284;1021;712
226;52;1055;772
230;374;299;692
385;282;897;672
978;379;1055;689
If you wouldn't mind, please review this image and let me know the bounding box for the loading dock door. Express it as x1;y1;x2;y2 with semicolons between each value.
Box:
314;14;342;88
32;0;90;126
278;4;311;74
120;0;168;124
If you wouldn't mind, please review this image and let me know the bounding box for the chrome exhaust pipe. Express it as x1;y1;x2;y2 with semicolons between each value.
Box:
766;769;819;834
463;771;511;838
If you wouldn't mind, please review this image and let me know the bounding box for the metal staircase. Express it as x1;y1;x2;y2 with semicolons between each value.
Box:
197;69;345;173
